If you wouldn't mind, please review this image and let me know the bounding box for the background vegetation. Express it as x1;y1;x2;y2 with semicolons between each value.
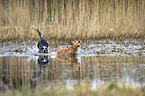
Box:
3;84;145;96
0;0;144;42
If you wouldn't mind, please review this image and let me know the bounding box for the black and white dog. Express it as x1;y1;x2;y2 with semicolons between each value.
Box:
35;28;49;53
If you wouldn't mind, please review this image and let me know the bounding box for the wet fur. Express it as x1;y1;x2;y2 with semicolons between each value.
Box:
31;26;49;53
56;41;80;55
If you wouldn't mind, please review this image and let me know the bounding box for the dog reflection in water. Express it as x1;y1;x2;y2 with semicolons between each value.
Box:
38;55;49;65
56;55;80;70
56;55;81;87
31;55;49;82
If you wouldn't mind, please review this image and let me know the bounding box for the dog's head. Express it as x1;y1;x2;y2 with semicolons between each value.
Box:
39;46;48;53
69;40;80;47
37;39;49;53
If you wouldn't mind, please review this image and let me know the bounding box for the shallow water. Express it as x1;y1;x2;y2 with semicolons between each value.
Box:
0;40;145;91
1;39;145;57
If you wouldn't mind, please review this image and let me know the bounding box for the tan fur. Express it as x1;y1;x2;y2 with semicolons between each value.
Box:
56;41;80;55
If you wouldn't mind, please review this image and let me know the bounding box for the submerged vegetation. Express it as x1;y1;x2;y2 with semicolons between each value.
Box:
3;84;145;96
0;0;145;42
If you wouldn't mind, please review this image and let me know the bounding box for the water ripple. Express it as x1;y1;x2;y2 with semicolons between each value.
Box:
0;39;145;57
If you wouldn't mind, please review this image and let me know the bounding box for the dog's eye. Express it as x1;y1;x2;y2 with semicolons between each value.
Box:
41;47;44;50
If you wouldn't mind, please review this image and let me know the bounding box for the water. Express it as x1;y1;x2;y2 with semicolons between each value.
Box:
0;40;145;91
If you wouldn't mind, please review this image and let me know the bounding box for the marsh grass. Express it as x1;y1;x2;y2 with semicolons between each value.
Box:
3;84;145;96
0;0;145;42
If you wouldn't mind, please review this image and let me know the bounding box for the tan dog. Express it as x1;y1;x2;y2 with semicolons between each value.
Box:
56;41;80;55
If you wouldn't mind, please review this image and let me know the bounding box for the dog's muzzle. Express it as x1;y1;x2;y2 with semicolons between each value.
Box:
39;46;48;53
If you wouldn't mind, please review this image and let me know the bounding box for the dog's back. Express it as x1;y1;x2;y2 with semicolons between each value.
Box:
37;39;48;49
56;41;80;55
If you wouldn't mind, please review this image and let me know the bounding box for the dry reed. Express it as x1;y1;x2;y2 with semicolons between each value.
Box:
0;0;145;42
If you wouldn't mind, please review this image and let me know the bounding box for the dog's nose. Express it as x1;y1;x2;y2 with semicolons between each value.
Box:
43;50;46;53
43;49;48;53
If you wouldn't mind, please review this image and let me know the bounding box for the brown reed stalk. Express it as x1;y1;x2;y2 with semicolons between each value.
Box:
0;0;144;42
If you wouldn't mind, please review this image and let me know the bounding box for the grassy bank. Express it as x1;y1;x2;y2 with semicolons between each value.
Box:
3;84;145;96
0;0;145;42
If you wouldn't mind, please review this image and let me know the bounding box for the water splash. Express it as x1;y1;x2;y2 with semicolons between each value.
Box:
1;39;145;57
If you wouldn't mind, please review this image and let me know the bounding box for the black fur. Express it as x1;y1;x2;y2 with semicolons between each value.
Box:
36;28;49;53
